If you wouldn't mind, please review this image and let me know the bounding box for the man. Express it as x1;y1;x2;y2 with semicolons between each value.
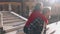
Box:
23;3;50;34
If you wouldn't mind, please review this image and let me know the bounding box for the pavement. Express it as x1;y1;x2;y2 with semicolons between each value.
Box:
47;21;60;34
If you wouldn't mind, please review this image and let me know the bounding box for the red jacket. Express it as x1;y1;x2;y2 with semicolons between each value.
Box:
25;10;48;27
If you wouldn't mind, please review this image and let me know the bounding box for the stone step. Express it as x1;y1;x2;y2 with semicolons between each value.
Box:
3;17;21;21
4;21;26;26
1;11;10;14
3;19;22;21
4;24;25;33
3;15;17;18
3;13;17;18
16;30;25;34
3;19;24;24
3;17;19;20
6;28;25;34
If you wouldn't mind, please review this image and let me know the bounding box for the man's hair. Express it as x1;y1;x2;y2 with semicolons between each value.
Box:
34;2;43;11
42;7;51;15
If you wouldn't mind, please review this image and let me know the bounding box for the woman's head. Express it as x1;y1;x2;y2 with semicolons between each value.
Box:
42;7;51;19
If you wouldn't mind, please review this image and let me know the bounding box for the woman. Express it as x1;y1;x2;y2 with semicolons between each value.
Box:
42;7;51;34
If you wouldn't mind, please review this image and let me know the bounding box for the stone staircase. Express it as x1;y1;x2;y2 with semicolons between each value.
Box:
1;11;26;34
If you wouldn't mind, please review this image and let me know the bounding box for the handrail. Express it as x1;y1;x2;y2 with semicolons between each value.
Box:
11;12;28;21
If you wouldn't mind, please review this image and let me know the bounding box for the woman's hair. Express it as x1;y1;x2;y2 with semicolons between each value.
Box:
42;7;51;15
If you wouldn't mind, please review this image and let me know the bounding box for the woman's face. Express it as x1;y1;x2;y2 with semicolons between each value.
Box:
45;10;51;19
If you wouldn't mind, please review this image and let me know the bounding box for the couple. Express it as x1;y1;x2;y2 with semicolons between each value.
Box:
23;3;51;34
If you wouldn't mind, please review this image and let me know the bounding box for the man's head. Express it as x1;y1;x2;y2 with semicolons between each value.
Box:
34;2;43;11
42;7;51;19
